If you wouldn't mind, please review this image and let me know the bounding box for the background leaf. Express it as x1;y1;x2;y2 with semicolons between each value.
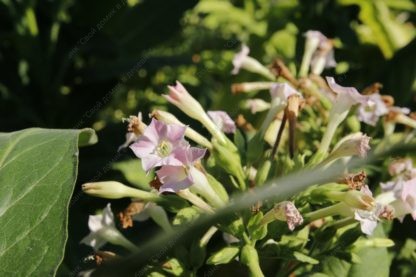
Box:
0;128;96;276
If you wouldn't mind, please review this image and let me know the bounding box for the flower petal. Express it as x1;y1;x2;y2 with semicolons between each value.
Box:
157;166;193;193
232;44;250;75
208;111;236;134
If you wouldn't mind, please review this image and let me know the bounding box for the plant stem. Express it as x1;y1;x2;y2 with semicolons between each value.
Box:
177;189;214;213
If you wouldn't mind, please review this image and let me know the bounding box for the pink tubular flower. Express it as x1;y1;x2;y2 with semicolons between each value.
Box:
357;93;389;126
129;119;188;172
156;147;206;193
208;111;236;134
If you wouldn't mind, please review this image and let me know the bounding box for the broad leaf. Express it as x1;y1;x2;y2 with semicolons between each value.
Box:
0;128;96;276
207;246;240;265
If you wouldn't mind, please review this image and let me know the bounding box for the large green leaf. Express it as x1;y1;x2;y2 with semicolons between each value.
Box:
0;128;97;276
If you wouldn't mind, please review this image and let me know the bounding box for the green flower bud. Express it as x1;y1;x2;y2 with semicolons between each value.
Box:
240;245;265;277
254;160;271;186
212;139;246;190
82;181;159;201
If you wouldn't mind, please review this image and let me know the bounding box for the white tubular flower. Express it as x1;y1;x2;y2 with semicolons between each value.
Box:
357;93;388;126
231;44;275;80
81;204;138;252
354;203;389;235
258;83;300;137
326;77;367;117
270;82;300;102
310;39;336;75
343;186;375;210
299;31;329;77
322;132;371;165
310;77;367;164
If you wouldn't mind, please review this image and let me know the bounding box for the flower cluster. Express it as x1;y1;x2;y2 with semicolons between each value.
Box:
79;30;416;276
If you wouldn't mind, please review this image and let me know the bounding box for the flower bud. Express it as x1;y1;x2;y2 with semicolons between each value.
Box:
212;139;246;190
343;189;375;210
323;132;370;165
231;82;274;94
82;181;159;201
189;167;226;208
254;160;271;187
240;245;265;277
164;81;227;143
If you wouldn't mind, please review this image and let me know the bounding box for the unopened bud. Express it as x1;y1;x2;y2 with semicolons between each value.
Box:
82;181;159;201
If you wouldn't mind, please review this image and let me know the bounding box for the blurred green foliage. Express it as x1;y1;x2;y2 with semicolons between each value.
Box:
0;0;415;275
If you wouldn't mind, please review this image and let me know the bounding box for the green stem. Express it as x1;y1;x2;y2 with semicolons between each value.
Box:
200;226;218;247
177;189;214;213
326;217;356;229
259;99;286;138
